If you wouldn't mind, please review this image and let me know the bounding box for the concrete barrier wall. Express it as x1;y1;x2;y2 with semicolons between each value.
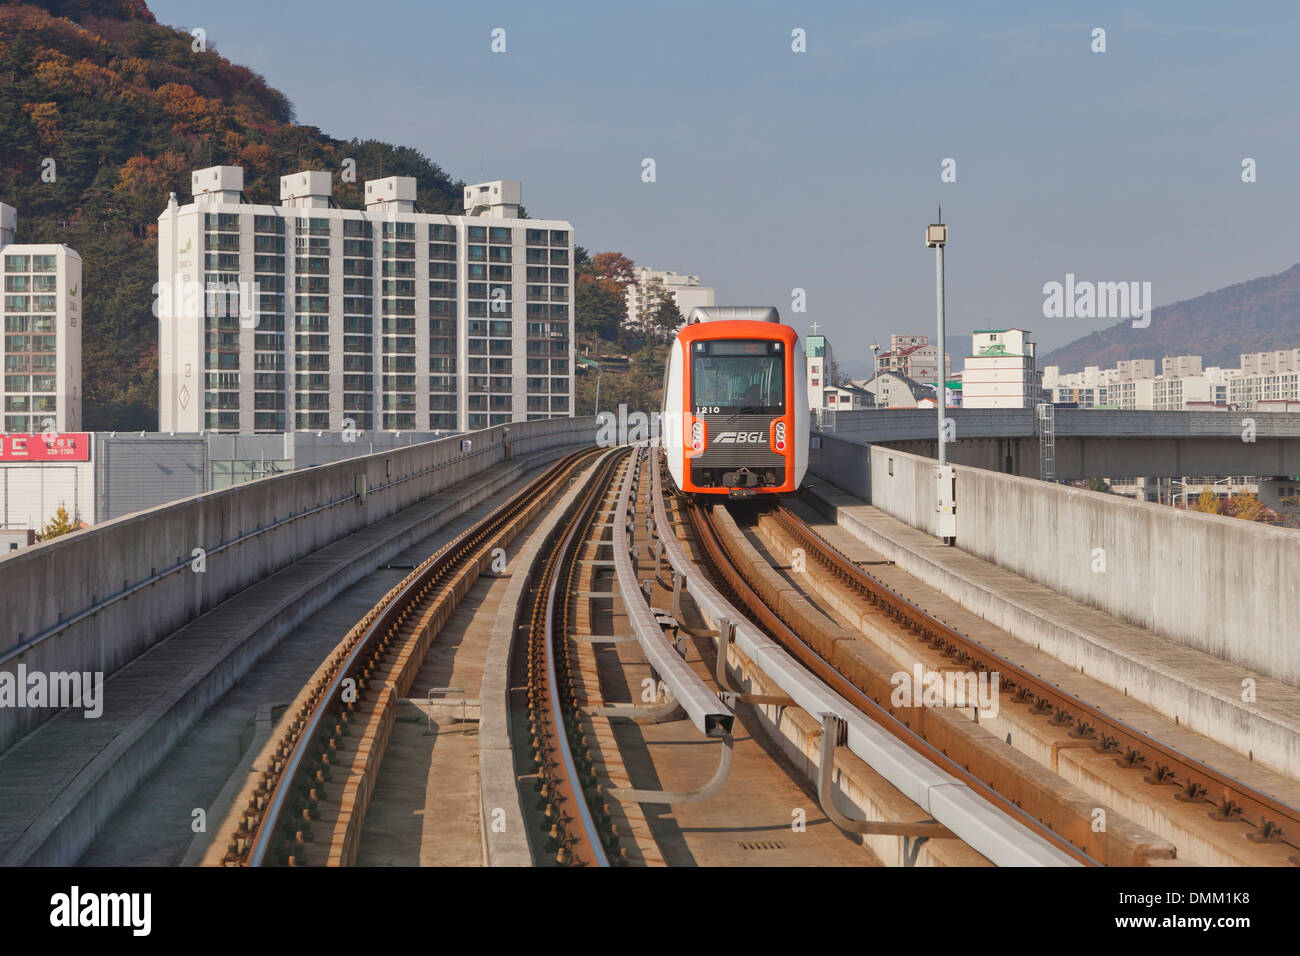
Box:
807;434;870;502
954;460;1300;686
0;418;596;744
812;439;940;537
868;446;943;537
850;443;1300;686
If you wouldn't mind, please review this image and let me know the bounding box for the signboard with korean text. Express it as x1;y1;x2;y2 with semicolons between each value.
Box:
0;433;91;462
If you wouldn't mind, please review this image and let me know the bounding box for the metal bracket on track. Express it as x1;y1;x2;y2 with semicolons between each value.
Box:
817;712;953;865
608;733;735;805
713;618;795;707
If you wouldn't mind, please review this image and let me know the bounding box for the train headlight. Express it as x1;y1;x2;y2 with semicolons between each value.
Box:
690;421;704;452
773;420;786;452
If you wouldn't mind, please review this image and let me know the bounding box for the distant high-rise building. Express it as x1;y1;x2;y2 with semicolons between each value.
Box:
157;166;574;433
624;267;714;332
0;202;83;433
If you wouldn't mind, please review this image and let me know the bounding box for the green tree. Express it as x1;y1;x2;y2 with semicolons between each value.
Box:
575;275;627;342
648;294;683;343
38;502;77;541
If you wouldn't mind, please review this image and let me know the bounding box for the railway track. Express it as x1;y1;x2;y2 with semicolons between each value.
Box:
769;502;1300;859
677;492;1100;865
222;446;606;866
520;446;630;866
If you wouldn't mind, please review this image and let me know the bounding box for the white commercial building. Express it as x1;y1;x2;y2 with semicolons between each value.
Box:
962;329;1040;409
1;202;82;434
624;267;714;333
158;166;574;433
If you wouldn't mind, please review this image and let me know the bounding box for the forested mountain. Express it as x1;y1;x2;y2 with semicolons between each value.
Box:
1041;264;1300;373
0;0;463;427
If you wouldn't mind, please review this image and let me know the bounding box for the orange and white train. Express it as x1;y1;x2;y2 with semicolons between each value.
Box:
660;306;808;497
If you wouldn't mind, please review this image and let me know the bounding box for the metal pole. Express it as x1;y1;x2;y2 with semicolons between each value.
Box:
935;241;946;467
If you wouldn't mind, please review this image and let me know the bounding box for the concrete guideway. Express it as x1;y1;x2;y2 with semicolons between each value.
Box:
803;477;1300;782
800;481;1300;857
754;505;1297;866
0;417;597;752
0;441;586;867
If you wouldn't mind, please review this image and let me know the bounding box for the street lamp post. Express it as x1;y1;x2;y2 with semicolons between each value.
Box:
926;210;954;544
926;209;948;465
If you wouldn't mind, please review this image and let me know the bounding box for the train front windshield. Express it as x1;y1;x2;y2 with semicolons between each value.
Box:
690;339;785;413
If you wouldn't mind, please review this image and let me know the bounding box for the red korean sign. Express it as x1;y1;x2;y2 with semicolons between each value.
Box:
0;433;91;461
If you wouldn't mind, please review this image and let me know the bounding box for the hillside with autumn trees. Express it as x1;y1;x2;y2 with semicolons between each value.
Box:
0;0;463;428
572;248;681;416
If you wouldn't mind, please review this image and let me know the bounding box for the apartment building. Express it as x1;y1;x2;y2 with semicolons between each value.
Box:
158;166;574;433
877;333;951;385
1043;349;1300;411
623;267;714;333
1161;354;1203;378
962;329;1040;409
1;202;82;434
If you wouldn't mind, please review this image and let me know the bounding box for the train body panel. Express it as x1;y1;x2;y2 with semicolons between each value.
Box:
661;309;807;497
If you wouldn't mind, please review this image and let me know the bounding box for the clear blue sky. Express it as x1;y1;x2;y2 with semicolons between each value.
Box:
151;0;1300;377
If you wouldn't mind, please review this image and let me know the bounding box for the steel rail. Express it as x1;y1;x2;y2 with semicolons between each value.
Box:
647;444;1085;866
536;448;624;867
245;445;602;865
774;503;1300;851
527;444;629;863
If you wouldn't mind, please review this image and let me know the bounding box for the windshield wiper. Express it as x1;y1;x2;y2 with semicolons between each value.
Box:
727;405;765;421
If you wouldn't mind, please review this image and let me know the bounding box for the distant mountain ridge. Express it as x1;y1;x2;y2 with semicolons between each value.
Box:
1041;263;1300;372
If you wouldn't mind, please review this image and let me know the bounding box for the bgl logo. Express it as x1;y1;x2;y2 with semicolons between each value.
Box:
712;431;764;444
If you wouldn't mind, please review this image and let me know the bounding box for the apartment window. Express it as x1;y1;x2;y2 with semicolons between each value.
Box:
204;212;240;231
468;226;486;241
5;255;30;272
